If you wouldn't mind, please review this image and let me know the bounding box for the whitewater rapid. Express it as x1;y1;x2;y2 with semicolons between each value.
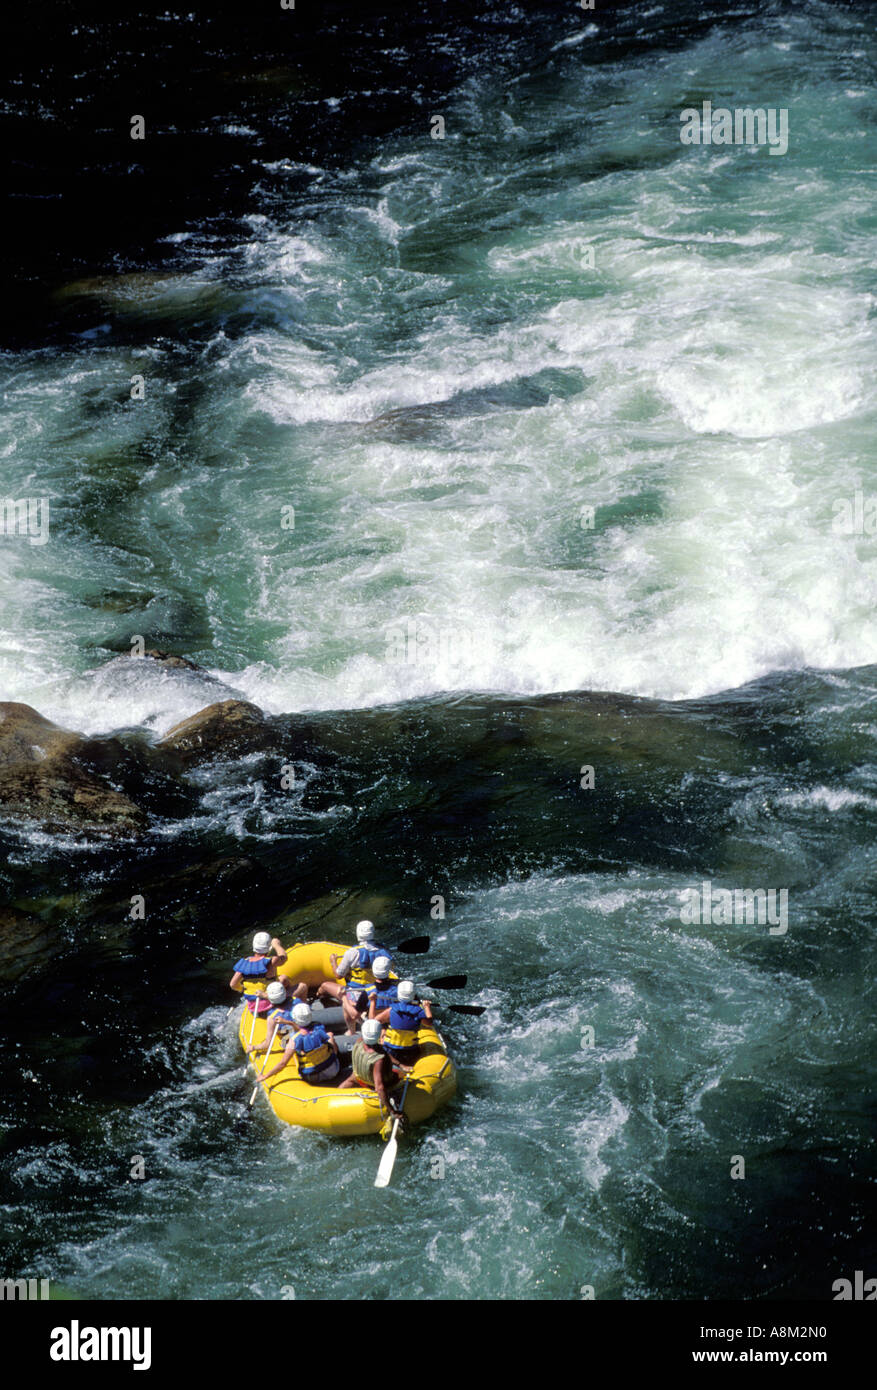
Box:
1;2;874;738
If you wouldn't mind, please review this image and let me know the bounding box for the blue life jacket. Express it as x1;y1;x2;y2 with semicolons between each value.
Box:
347;943;391;988
373;983;400;1012
266;1005;296;1035
293;1024;335;1079
234;955;272;998
383;1001;427;1052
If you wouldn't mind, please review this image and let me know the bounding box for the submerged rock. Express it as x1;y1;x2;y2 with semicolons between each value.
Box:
0;906;59;983
92;647;225;692
99;854;258;929
53;271;226;319
263;889;400;944
361;369;588;441
82;590;156;616
144;649;204;671
0;703;146;837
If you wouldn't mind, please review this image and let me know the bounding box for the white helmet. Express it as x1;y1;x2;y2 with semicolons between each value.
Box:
356;920;375;943
253;932;271;953
361;1019;382;1045
372;955;392;979
266;982;286;1004
397;980;416;1002
292;1003;312;1026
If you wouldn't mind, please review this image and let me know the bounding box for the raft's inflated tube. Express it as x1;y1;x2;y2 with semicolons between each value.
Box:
239;941;457;1135
310;1003;345;1029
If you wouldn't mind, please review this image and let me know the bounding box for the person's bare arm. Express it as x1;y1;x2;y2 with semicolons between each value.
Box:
374;1056;392;1111
271;937;287;966
331;948;356;980
229;971;243;993
259;1041;296;1084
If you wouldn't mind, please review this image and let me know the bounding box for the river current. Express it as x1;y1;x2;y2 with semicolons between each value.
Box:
1;0;874;1300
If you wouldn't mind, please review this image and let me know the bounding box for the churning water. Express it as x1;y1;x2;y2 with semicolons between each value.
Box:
1;0;875;1300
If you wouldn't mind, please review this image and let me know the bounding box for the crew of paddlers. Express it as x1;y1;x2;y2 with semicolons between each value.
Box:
228;920;433;1102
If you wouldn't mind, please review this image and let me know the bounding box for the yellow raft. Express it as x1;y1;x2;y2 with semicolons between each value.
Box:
237;941;457;1136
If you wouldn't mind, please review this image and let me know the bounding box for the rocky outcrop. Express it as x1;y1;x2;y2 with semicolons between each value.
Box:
0;702;80;766
0;694;281;836
0;703;146;836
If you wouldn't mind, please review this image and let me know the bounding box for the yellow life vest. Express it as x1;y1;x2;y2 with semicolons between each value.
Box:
347;943;390;988
293;1026;334;1077
383;1001;425;1051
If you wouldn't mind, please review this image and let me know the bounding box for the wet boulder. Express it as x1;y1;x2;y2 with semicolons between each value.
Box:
158;699;276;763
0;702;146;837
143;649;204;671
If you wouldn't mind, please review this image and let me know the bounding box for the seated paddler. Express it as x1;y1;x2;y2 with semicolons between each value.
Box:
258;1003;341;1087
338;1017;398;1115
244;980;303;1057
367;956;399;1020
229;932;288;1016
316;920;392;1032
375;980;433;1072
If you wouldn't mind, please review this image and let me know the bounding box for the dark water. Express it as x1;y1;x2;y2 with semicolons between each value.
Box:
1;0;875;1300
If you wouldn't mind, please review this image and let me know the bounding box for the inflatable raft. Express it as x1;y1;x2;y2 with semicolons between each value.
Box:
237;941;457;1136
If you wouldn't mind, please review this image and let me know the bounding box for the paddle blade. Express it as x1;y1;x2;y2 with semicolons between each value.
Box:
396;935;430;955
374;1120;401;1188
447;1003;487;1016
426;974;467;990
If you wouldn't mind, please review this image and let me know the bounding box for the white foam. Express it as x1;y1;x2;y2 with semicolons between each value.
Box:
551;27;598;50
574;1094;630;1190
2;32;876;729
776;786;877;813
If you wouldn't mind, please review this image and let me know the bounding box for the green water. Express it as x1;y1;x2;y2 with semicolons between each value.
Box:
1;0;875;1300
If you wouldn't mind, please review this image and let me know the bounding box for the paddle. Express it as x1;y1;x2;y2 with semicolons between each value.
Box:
247;996;261;1044
249;1020;279;1106
395;935;430;955
374;1075;410;1189
424;975;488;1008
241;994;261;1075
